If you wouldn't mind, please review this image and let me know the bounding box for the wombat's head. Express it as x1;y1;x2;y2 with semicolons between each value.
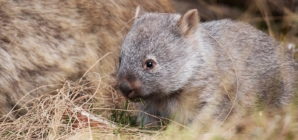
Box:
117;6;200;101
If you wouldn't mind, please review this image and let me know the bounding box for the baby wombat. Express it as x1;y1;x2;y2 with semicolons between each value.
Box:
117;6;298;126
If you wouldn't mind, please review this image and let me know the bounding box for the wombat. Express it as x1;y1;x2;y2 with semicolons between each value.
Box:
0;0;173;119
117;7;298;126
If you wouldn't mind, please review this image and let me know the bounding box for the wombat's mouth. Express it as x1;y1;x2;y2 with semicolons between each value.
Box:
124;94;152;102
124;88;184;102
127;97;143;102
119;91;143;102
130;93;164;102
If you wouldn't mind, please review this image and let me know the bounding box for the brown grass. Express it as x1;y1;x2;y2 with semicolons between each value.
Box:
0;67;163;139
0;65;297;139
0;71;114;139
0;0;298;139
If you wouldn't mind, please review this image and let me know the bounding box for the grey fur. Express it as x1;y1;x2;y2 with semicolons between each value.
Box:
117;9;297;126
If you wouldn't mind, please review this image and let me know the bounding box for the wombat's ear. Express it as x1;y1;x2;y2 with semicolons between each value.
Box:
135;5;146;18
179;9;199;36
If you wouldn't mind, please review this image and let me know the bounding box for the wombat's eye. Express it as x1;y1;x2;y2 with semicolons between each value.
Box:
144;59;155;70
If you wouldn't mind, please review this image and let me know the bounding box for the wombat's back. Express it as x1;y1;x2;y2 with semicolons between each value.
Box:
200;19;297;109
0;0;173;118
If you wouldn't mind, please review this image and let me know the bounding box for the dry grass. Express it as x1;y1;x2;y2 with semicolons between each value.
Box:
238;0;298;59
0;71;115;139
0;0;298;140
0;69;163;139
0;59;297;139
0;69;297;140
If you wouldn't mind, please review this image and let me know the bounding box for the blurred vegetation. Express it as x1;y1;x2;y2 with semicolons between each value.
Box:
1;1;298;139
171;0;298;59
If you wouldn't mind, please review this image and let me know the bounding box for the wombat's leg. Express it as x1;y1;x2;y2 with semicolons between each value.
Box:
136;103;164;127
280;63;298;105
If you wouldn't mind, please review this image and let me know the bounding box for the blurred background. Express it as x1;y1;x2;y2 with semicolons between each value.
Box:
170;0;298;59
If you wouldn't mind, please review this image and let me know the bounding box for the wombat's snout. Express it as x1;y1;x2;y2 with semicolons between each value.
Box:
119;81;132;96
118;81;139;99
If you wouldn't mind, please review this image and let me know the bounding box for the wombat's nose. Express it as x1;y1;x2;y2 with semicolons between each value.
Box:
119;81;132;97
